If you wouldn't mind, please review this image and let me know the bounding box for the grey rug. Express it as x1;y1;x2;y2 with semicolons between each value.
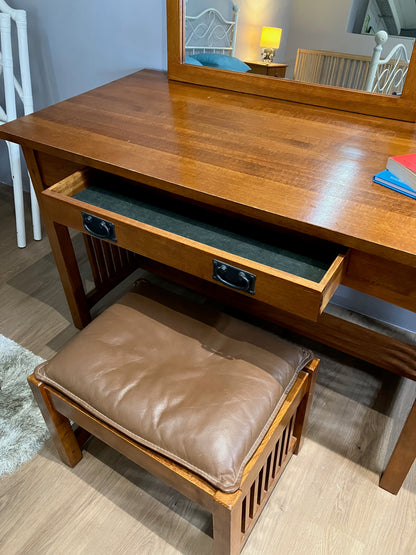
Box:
0;334;49;476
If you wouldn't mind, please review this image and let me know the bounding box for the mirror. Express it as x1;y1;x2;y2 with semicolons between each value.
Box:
183;0;414;93
167;0;416;121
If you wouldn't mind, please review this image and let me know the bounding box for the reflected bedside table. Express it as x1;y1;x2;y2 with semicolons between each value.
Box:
245;61;288;78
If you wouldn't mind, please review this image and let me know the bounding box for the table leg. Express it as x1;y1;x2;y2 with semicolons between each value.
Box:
379;398;416;494
45;219;91;329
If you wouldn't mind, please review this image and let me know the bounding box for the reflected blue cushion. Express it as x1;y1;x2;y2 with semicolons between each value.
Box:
185;56;203;66
192;53;250;72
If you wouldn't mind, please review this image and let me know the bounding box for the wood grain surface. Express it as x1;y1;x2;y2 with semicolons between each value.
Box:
0;70;416;268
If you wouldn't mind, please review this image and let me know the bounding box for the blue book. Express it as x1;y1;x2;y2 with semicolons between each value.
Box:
373;169;416;200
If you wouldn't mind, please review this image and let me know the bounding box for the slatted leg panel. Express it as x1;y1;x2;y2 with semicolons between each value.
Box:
83;235;141;306
240;413;296;540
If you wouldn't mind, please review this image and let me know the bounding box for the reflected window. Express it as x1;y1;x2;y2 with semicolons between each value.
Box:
348;0;416;38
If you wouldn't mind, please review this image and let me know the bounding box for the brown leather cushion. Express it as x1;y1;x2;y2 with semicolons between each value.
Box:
35;280;313;492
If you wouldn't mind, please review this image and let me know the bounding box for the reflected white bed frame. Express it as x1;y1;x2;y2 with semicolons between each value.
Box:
185;3;239;57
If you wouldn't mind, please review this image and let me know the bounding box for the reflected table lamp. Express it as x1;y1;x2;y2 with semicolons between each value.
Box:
260;27;282;63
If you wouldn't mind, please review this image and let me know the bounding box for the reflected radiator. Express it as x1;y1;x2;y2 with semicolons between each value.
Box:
293;49;371;90
293;48;408;94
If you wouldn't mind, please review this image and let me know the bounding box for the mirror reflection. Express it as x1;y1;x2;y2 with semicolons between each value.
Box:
184;0;415;95
350;0;416;38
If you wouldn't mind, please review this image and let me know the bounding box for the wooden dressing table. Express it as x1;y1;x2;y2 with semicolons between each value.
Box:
1;69;414;493
1;1;416;494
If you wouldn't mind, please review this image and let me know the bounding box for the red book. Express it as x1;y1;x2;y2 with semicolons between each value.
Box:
386;153;416;189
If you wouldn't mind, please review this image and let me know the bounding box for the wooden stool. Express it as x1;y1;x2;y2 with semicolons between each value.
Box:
28;280;319;554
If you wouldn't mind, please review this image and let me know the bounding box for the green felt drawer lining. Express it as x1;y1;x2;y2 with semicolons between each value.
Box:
74;185;336;283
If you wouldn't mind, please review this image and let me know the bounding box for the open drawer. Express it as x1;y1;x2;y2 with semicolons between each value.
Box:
42;169;348;321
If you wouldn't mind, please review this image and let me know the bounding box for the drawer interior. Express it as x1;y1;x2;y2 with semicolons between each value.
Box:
69;172;341;284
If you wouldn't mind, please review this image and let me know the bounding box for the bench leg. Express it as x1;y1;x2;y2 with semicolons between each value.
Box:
212;500;242;555
293;358;319;454
28;373;83;467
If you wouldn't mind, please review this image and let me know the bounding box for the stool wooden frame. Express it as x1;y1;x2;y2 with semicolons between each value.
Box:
28;358;318;555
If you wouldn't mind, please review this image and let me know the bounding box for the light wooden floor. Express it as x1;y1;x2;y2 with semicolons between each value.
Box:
1;185;415;555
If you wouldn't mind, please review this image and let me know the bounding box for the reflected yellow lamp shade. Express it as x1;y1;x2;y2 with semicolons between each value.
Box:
260;27;282;63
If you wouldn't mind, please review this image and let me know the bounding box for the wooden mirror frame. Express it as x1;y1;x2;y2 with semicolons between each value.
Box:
167;0;416;122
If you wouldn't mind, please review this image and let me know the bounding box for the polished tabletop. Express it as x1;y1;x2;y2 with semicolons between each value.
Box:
1;69;416;266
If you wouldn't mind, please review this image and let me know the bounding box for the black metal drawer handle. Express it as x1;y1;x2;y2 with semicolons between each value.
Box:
82;212;117;242
217;266;249;291
212;260;256;294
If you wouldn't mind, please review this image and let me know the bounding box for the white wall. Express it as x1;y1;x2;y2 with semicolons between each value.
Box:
234;0;292;63
0;0;166;186
19;0;166;108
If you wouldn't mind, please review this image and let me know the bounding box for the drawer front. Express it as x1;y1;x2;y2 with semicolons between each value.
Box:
42;172;347;321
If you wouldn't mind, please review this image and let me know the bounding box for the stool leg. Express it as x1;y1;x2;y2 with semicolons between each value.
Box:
28;374;83;467
293;358;319;454
212;500;242;555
